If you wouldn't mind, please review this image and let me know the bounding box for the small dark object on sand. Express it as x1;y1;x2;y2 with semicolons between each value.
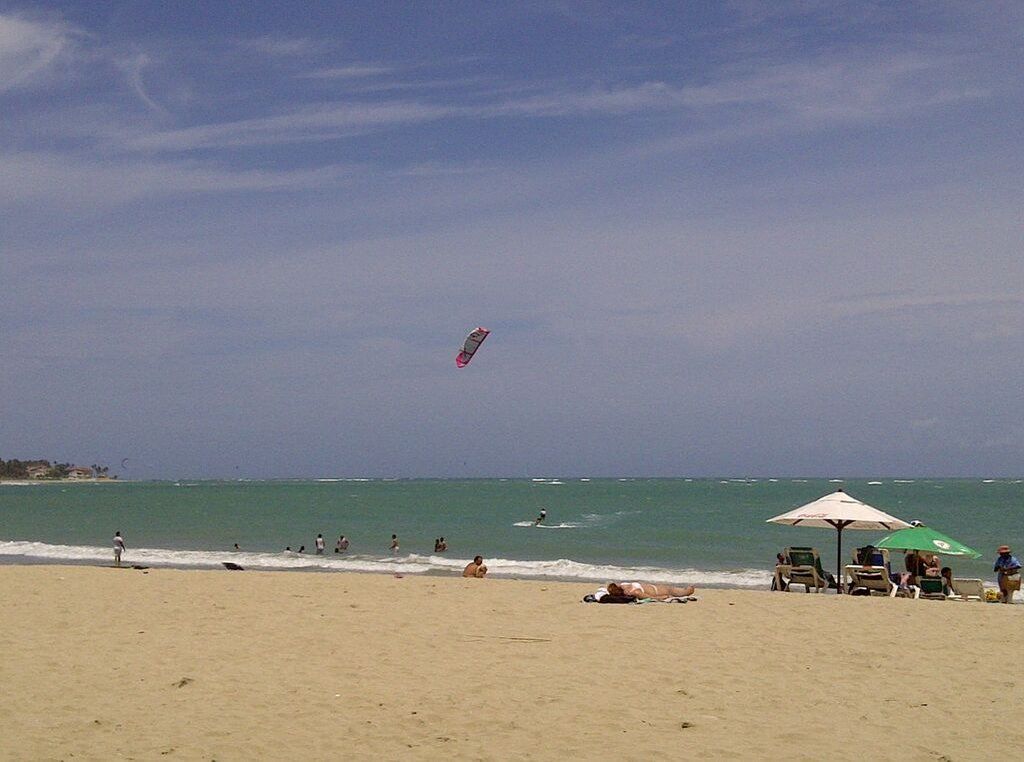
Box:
222;562;244;571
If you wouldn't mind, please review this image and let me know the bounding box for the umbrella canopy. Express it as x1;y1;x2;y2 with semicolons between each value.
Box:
767;489;911;593
874;525;981;558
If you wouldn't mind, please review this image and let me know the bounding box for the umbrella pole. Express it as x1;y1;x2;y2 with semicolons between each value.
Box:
836;525;843;594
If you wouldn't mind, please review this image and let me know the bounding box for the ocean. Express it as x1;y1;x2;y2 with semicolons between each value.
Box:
1;478;1021;588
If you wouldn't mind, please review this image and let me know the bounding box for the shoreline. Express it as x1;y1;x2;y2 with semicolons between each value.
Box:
3;564;1022;759
0;551;763;589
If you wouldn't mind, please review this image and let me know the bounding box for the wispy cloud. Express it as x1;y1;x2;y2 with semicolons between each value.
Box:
118;48;990;154
0;12;75;92
300;64;395;79
114;52;163;113
0;151;356;206
233;35;329;57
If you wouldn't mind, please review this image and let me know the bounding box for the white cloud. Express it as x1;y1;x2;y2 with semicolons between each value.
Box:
115;52;163;113
300;64;396;79
0;12;74;92
233;35;328;57
113;47;989;154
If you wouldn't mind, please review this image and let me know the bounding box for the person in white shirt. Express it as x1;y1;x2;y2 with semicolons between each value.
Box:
113;531;126;567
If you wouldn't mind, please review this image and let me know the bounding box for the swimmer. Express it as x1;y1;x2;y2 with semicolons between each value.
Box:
335;535;349;553
463;556;488;578
390;534;399;553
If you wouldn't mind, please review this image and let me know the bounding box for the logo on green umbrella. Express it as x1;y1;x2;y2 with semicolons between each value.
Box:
933;540;951;550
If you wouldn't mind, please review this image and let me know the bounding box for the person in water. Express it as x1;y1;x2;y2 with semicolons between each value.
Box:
534;508;547;526
335;535;349;553
315;533;325;554
606;581;696;599
390;534;399;553
438;537;448;552
463;556;488;577
113;531;126;567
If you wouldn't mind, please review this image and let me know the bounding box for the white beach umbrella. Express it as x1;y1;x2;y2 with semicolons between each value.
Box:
766;489;911;593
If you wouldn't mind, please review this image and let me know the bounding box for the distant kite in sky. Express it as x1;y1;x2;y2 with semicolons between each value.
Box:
456;327;490;368
121;458;130;469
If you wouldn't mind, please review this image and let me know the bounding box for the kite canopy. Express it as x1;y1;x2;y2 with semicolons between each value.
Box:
455;327;490;368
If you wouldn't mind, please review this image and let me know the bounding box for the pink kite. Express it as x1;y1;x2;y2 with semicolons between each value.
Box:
456;327;490;368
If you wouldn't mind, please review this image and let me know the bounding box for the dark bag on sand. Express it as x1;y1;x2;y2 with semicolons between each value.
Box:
596;595;637;604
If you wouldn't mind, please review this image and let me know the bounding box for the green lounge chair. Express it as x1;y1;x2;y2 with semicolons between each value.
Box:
784;547;830;593
915;576;947;600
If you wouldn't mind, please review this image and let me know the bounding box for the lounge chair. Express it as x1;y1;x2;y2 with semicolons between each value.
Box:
847;565;901;597
784;547;830;593
915;576;947;600
949;578;985;602
852;547;891;568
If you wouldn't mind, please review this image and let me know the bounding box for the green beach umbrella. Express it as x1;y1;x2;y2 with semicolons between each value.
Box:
874;525;981;558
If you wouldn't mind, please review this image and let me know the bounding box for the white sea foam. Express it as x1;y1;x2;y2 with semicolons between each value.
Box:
0;540;772;588
868;481;883;485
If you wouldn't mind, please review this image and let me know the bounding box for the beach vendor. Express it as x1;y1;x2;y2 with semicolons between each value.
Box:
994;545;1021;604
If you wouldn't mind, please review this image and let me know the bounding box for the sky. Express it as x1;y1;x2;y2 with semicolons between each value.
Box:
1;2;1022;479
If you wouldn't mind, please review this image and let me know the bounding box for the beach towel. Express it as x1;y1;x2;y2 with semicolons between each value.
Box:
635;596;699;604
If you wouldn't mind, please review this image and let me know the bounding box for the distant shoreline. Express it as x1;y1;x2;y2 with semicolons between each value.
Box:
0;479;126;486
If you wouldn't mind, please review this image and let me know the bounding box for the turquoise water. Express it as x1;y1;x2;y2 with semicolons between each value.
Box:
1;478;1021;586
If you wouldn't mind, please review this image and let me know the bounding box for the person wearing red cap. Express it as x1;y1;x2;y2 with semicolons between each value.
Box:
993;545;1021;604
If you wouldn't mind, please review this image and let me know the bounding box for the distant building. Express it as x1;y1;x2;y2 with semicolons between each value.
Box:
26;465;50;479
66;466;94;480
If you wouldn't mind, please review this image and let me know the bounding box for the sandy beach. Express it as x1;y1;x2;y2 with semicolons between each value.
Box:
1;565;1021;761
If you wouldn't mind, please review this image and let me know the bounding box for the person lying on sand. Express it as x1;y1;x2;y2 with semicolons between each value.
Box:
606;581;695;599
463;556;488;578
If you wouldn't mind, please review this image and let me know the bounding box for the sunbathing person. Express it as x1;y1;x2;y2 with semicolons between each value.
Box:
606;581;695;599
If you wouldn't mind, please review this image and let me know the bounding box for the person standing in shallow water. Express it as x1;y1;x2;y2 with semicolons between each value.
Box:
113;531;126;567
315;534;325;554
390;534;399;553
335;535;348;553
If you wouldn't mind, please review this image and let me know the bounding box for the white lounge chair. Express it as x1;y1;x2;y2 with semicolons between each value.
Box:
847;566;900;597
949;578;985;602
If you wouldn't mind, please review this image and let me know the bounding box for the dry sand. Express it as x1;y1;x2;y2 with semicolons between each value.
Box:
1;565;1021;761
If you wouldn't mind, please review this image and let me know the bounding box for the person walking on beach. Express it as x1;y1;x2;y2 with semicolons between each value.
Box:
390;534;399;553
463;556;488;577
994;545;1021;604
113;531;126;567
315;534;325;554
335;535;349;553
